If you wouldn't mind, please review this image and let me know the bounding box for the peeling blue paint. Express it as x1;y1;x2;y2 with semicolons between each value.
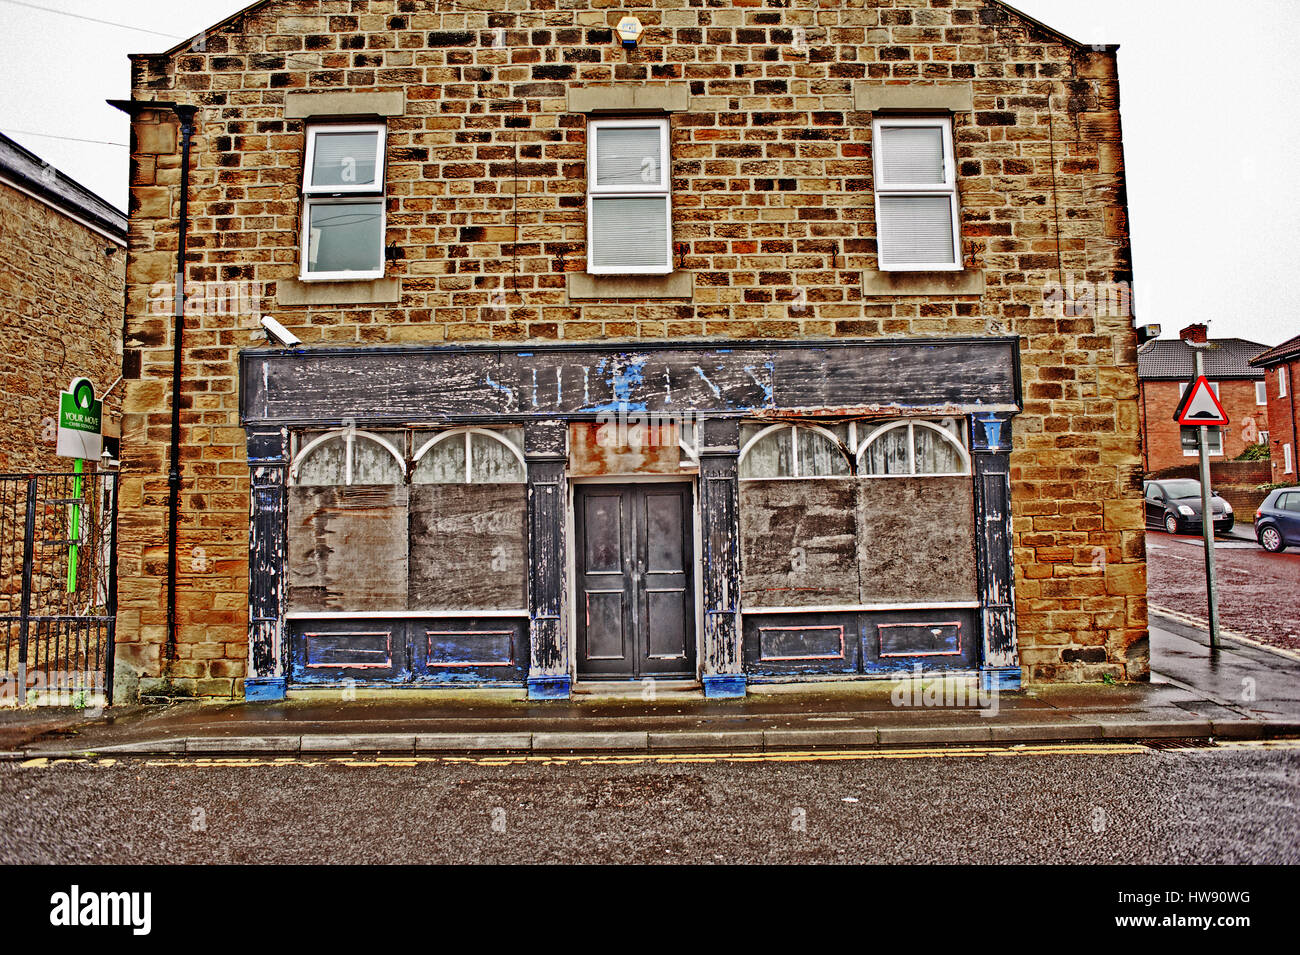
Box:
743;363;775;407
581;354;650;413
243;676;287;701
703;674;746;698
527;674;572;700
693;366;722;399
483;372;515;406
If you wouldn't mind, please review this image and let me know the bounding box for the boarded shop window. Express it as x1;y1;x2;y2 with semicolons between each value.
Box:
871;117;962;271
409;429;527;609
587;118;673;275
301;123;387;281
739;424;852;479
286;427;527;615
739;418;977;610
412;429;525;484
858;421;968;476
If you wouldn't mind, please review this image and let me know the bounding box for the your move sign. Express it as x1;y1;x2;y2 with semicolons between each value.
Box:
56;377;103;460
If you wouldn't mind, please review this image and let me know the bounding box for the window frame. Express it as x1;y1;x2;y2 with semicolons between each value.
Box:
412;427;526;485
1285;443;1294;475
871;115;962;273
299;122;387;283
857;420;971;477
586;116;673;276
289;428;406;486
1280;368;1289;399
1256;380;1268;406
738;423;853;481
1180;426;1223;458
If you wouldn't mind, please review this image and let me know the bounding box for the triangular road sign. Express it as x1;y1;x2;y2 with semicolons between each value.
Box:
1174;375;1230;426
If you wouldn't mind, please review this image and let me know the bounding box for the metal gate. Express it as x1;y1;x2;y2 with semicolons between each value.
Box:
0;472;118;706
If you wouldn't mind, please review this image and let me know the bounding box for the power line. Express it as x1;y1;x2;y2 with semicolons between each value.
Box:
0;0;184;39
1;128;128;147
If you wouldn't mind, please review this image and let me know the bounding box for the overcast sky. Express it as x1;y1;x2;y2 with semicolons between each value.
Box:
0;0;1296;346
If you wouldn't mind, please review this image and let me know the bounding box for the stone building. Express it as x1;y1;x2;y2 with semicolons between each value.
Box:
1250;334;1300;485
113;0;1147;701
1136;324;1270;476
0;133;126;472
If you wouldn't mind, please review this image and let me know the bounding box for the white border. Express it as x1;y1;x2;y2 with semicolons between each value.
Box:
871;116;962;272
586;117;673;275
303;123;387;195
299;196;387;282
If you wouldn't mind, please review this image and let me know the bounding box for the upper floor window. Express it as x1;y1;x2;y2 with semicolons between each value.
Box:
300;123;387;281
872;116;961;272
1280;368;1289;399
1181;426;1222;457
1257;380;1268;405
587;118;672;275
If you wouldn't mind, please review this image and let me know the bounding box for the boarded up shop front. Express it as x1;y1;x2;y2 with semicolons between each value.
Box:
240;338;1021;700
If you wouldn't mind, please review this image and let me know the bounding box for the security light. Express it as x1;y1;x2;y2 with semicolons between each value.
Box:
260;315;302;348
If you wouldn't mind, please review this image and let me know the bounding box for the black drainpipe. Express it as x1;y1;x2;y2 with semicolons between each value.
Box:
108;99;197;677
164;105;198;673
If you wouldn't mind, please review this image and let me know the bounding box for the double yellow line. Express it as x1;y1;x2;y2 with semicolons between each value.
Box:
17;738;1297;770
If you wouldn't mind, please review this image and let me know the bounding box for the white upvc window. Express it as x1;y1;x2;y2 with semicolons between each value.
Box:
872;116;962;271
1256;380;1268;405
1281;368;1289;398
300;123;387;281
1181;426;1223;457
1286;443;1294;475
586;117;672;275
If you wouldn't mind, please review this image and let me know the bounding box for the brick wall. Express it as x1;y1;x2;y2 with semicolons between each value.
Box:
0;183;125;472
1260;359;1299;485
1139;378;1269;474
1148;460;1274;521
117;0;1147;692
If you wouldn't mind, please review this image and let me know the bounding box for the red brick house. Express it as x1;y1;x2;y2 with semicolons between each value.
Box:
1137;325;1269;475
1250;334;1300;485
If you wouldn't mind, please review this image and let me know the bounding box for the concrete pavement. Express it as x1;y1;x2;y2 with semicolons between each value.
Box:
4;615;1298;757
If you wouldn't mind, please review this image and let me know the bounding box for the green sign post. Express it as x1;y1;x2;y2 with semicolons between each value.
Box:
56;378;103;593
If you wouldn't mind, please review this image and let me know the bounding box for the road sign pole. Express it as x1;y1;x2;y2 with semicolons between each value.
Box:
1193;348;1221;650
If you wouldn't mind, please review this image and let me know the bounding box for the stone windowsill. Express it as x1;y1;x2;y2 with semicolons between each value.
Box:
567;272;693;301
277;277;402;306
861;270;985;297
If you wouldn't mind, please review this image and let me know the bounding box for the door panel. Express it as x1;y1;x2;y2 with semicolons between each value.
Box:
576;483;696;679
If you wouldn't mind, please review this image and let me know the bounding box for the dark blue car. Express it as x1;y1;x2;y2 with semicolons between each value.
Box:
1255;487;1300;553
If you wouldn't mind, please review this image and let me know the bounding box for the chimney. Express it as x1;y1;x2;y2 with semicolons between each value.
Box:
1180;323;1208;344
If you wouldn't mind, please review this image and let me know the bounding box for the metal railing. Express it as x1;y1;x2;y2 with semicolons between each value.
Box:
0;472;118;706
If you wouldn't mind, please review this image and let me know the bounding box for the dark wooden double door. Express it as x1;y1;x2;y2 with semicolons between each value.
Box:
575;483;696;680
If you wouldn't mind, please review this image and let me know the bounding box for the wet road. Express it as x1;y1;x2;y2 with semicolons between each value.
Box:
1146;531;1300;652
2;742;1297;864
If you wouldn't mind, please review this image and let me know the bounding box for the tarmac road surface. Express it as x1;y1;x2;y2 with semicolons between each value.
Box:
1146;530;1300;653
2;740;1297;864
